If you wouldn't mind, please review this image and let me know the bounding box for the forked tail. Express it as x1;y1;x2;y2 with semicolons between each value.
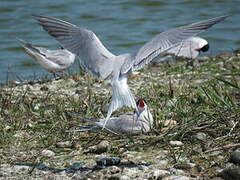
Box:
105;76;136;122
17;38;44;58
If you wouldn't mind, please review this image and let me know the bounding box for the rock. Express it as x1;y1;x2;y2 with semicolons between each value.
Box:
13;131;31;138
107;175;121;180
174;162;195;170
4;125;12;131
169;141;184;147
229;149;240;165
194;132;207;141
219;168;240;180
40;85;49;91
41;149;55;157
148;170;170;180
56;141;73;148
162;175;190;180
12;165;31;172
165;99;177;107
123;168;139;178
75;89;84;94
120;175;131;180
68;162;85;171
157;160;170;169
99;166;121;175
96;157;121;167
108;166;121;174
169;168;186;175
163;120;177;127
34;103;41;110
190;98;198;104
138;165;149;171
87;140;110;154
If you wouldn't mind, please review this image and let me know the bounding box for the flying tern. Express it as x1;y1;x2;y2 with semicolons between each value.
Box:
67;99;153;135
32;14;229;124
18;38;76;78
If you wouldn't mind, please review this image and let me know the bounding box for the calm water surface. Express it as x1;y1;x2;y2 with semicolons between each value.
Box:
0;0;239;82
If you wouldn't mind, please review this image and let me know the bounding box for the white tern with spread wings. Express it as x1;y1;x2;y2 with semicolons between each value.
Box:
33;14;229;124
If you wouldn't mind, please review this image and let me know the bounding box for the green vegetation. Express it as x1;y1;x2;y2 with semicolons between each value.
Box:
0;53;239;178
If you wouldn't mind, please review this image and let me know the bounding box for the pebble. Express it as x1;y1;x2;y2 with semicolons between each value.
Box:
120;175;131;180
165;99;177;107
4;125;12;130
13;131;31;138
108;166;121;174
123;168;139;177
219;168;240;180
148;170;170;180
90;140;110;154
41;149;55;157
169;141;184;147
194;132;207;141
162;175;191;180
138;165;149;171
56;141;72;148
174;162;195;170
163;120;177;127
157;160;170;169
100;166;121;175
96;157;121;167
169;168;186;175
229;149;240;165
40;85;49;91
34;103;41;110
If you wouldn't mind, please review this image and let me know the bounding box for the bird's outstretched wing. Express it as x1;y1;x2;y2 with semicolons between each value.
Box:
32;14;115;79
121;15;230;73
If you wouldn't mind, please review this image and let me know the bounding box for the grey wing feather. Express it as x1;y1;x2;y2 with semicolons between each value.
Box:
32;14;115;79
43;50;72;66
122;15;229;73
164;39;199;59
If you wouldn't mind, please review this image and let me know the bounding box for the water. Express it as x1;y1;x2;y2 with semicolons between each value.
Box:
0;0;239;82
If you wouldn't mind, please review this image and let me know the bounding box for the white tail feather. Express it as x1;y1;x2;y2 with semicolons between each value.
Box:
103;76;136;129
108;76;136;118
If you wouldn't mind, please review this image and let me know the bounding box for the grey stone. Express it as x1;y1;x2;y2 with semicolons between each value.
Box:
56;141;73;148
219;168;240;180
194;132;207;141
41;149;55;157
148;170;170;180
229;149;240;165
169;141;184;147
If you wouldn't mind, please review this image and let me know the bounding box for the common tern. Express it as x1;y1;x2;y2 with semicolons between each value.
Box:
67;99;153;135
155;36;209;62
32;14;229;125
18;38;76;78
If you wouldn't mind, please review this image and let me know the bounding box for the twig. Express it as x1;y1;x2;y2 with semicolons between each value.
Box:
228;120;239;136
204;143;240;154
190;124;214;131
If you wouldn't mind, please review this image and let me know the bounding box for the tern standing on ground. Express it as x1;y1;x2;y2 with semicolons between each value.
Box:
67;99;153;135
33;14;229;125
18;39;76;78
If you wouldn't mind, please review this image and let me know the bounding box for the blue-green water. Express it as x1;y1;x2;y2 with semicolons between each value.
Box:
0;0;239;82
